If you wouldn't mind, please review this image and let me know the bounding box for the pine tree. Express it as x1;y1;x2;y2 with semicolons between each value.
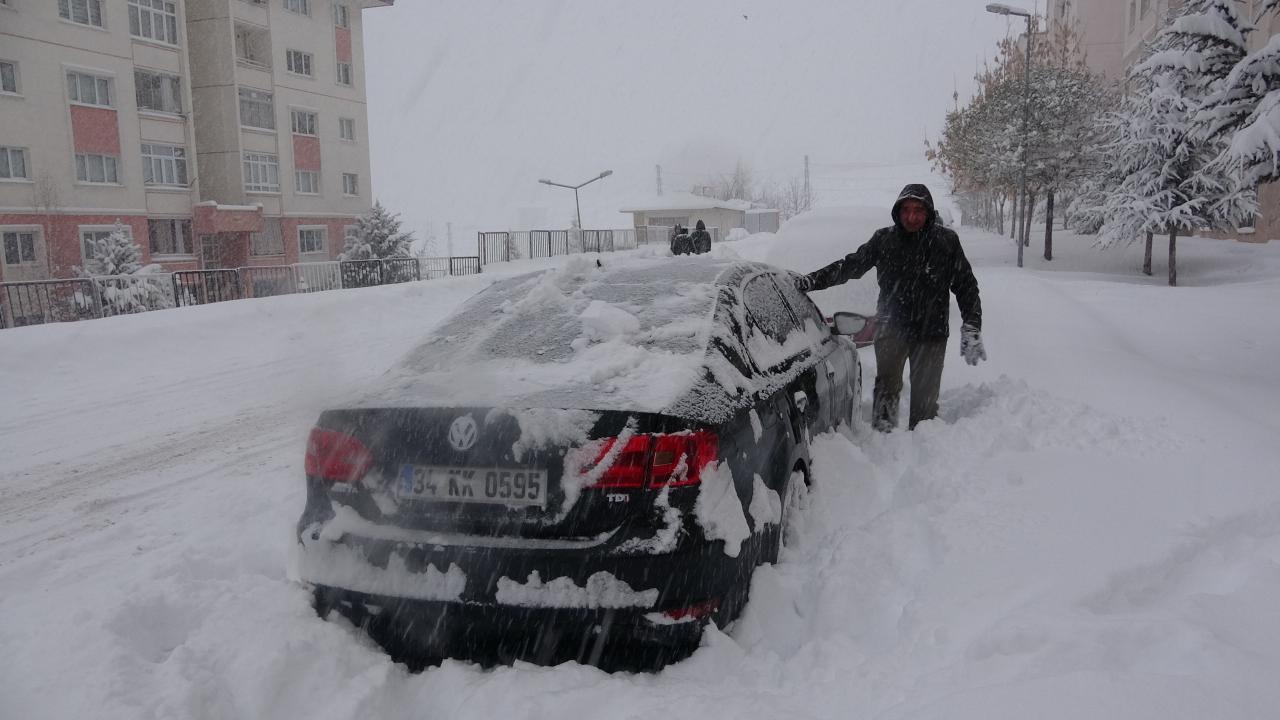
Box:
340;201;415;260
79;220;171;314
1107;0;1256;285
86;220;143;276
1201;1;1280;188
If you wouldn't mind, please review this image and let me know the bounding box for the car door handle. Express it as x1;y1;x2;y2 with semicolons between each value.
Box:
793;391;808;413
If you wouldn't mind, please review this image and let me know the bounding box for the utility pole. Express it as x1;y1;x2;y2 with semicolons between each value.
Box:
656;164;663;196
803;155;811;211
446;222;453;257
986;2;1034;269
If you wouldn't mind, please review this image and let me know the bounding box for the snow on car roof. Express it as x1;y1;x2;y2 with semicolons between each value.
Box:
362;255;764;417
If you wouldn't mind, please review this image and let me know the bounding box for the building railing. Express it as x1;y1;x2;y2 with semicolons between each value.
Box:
0;256;482;330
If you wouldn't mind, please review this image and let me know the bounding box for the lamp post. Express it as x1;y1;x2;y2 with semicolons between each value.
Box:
986;2;1033;269
538;170;613;232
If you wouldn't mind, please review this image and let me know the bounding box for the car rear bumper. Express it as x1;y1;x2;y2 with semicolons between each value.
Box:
313;584;707;650
296;525;753;615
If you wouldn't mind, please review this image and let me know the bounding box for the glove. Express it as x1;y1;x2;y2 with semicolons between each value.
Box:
794;274;816;293
960;324;986;366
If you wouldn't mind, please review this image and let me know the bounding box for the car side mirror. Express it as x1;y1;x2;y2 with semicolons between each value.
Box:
832;312;867;336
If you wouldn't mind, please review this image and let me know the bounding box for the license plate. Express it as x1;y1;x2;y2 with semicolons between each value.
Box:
396;465;547;508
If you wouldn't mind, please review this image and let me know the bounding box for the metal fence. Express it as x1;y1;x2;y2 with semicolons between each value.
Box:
1;255;484;330
295;261;342;293
1;279;98;327
478;228;656;266
241;266;297;298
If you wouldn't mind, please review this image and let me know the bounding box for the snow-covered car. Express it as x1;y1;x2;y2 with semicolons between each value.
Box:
296;256;869;670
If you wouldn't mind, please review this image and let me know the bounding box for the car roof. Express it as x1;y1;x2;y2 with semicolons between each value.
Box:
358;255;789;420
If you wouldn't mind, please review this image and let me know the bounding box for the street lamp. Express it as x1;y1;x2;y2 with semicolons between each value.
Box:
538;170;613;231
986;2;1033;269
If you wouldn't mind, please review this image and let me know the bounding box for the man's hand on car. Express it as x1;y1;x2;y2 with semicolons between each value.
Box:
960;324;986;365
794;274;815;293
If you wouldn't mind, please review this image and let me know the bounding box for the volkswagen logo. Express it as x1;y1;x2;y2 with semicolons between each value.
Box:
448;414;479;452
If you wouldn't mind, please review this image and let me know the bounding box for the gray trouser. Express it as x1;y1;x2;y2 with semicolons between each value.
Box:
873;334;947;431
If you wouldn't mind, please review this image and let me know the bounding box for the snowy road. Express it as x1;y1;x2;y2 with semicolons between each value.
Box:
4;217;1280;719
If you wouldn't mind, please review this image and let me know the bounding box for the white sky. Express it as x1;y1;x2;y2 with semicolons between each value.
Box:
363;0;1026;250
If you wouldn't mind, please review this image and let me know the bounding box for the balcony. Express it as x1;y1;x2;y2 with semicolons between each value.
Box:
234;23;271;71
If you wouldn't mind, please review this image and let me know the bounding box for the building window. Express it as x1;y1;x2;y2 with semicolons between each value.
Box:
1;60;19;94
1140;0;1150;17
128;0;179;45
135;70;181;113
243;152;279;192
1128;1;1136;30
295;169;319;194
333;2;349;27
67;70;112;107
149;218;193;255
0;146;28;180
338;117;355;141
58;0;104;28
238;87;274;129
291;109;318;135
235;24;271;68
3;230;38;265
284;0;310;16
141;143;188;186
342;173;358;196
75;153;120;184
250;218;284;256
299;227;326;254
286;49;313;77
336;61;352;87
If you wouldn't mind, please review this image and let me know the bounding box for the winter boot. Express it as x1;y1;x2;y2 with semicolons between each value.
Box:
872;388;899;433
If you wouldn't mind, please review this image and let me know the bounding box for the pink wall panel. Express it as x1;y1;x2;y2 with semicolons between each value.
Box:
335;27;352;63
292;135;322;172
70;106;121;155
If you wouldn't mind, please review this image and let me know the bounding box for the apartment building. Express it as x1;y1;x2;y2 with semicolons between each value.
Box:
1044;0;1126;80
0;0;391;282
1046;0;1278;241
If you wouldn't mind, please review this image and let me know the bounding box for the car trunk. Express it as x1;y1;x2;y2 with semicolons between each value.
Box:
311;407;702;542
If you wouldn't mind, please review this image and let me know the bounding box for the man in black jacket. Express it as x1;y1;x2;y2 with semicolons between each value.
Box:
796;184;985;431
689;220;712;254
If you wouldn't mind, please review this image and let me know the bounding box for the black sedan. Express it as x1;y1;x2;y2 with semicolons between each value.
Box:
297;256;869;670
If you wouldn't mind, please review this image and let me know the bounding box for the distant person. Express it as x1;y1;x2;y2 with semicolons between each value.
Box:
689;220;712;254
670;224;692;255
794;184;984;431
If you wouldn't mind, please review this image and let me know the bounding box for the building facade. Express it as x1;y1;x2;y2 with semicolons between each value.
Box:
1048;0;1279;241
1044;0;1126;81
0;0;390;282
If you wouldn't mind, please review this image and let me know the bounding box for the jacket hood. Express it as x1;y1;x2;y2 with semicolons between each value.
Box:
891;183;937;231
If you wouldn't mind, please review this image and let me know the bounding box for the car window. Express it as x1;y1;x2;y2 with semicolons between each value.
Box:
775;274;828;331
742;275;797;345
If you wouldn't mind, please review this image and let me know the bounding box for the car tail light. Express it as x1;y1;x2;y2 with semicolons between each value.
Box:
586;431;718;490
305;427;373;483
662;599;720;622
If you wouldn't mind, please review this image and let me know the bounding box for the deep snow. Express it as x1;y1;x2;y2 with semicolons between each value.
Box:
3;212;1280;719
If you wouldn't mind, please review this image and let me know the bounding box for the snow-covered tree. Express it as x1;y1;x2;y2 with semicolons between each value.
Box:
931;14;1112;253
1201;1;1280;189
78;221;172;314
84;220;143;276
339;201;415;260
1095;0;1256;285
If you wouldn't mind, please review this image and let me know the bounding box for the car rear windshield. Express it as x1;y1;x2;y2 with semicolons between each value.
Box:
371;257;731;412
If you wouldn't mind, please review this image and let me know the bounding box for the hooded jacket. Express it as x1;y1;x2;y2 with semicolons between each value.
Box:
803;184;981;340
